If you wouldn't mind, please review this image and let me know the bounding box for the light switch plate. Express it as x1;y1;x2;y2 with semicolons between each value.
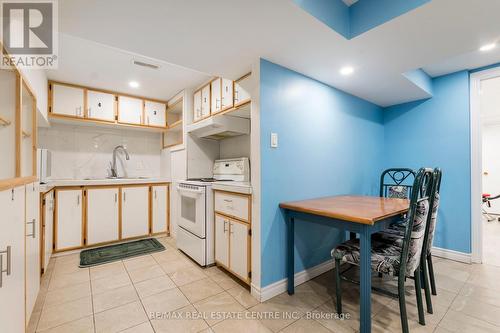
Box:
271;133;278;148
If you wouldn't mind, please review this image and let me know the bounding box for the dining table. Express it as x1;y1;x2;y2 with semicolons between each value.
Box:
279;195;410;333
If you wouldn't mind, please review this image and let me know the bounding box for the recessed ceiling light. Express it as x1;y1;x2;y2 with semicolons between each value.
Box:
129;81;140;88
340;66;354;76
480;43;496;52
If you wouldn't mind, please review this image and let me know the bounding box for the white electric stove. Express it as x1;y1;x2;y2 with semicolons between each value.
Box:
176;158;250;266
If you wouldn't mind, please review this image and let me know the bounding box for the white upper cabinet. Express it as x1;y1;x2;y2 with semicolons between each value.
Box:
193;90;202;122
152;185;168;234
118;96;143;125
55;189;83;251
201;84;211;119
121;186;149;239
145;101;166;127
51;84;85;118
87;90;116;122
0;186;26;333
221;78;234;111
234;74;251;107
0;69;16;180
87;188;119;245
211;78;222;114
21;82;35;177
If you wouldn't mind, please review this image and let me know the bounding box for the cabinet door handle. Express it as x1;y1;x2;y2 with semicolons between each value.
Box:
223;220;228;233
229;222;234;234
0;246;12;287
88;107;92;118
123;192;126;202
115;193;117;203
27;219;36;238
154;190;157;199
77;195;80;205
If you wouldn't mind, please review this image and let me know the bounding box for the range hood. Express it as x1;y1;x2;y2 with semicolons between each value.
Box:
187;115;250;140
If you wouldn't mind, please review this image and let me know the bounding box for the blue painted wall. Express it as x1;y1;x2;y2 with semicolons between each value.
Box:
382;71;471;253
260;59;385;287
403;68;434;97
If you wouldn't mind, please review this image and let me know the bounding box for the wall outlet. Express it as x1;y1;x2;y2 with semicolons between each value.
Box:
271;132;278;148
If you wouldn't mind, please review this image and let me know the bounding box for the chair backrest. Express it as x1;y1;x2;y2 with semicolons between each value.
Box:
399;168;433;277
422;168;442;255
380;168;416;199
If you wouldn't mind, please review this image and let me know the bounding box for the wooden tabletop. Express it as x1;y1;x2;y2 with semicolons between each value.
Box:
279;195;409;225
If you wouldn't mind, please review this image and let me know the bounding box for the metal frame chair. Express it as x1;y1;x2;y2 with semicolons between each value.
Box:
333;168;434;333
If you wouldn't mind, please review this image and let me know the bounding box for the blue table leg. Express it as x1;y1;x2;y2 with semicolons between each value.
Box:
359;226;372;333
287;216;295;295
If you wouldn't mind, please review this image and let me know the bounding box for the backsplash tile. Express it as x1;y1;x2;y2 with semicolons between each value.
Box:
38;124;162;180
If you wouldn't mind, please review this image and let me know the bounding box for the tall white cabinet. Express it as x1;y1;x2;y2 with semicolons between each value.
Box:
41;190;54;273
55;189;83;251
152;185;169;234
25;182;40;322
87;188;119;245
121;186;149;239
0;186;26;333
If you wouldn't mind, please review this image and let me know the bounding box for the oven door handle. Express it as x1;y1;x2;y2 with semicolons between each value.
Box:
176;186;204;195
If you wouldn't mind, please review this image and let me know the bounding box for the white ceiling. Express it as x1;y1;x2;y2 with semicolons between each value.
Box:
55;0;500;106
47;34;211;101
342;0;359;6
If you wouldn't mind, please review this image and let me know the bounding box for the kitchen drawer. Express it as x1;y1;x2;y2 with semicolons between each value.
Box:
214;191;250;222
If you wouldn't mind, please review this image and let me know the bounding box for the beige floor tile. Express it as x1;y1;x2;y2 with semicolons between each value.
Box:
150;304;208;333
134;275;177;299
203;266;225;277
169;266;208;287
36;315;94;333
152;250;180;264
91;270;132;294
93;284;139;313
44;281;91;307
468;265;500;292
179;278;224;303
159;257;196;274
226;284;260;309
433;272;467;293
94;301;148;333
450;295;500;326
124;255;157;271
27;310;41;333
434;327;454;333
459;282;500;307
438;308;500;333
211;317;272;333
37;297;93;331
53;260;84;276
193;292;246;326
129;264;165;283
120;322;155;333
209;271;240;290
48;269;90;291
141;288;190;314
280;318;332;333
90;261;127;281
311;300;360;333
55;253;80;265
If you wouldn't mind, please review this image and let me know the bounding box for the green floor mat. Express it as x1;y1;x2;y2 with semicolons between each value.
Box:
79;238;165;267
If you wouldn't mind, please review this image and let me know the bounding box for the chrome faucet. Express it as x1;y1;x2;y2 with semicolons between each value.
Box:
110;145;130;178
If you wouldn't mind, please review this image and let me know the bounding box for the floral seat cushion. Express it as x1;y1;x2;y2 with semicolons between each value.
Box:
332;199;429;277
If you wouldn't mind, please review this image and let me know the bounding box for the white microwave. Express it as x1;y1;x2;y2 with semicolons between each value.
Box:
37;149;51;184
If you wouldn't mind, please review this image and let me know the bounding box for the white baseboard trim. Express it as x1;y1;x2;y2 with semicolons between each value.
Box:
258;259;334;302
432;246;471;264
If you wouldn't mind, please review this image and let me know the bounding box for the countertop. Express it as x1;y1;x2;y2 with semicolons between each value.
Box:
40;178;171;190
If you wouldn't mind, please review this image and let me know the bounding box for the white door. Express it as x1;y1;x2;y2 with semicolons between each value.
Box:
215;214;229;267
25;182;40;322
201;85;211;118
193;90;202;122
118;96;143;125
211;78;222;114
55;190;83;250
52;84;84;117
221;78;234;111
234;75;251;106
229;220;249;281
43;191;54;272
145;101;166;127
87;188;119;245
87;90;116;122
121;186;149;239
152;185;168;234
177;184;206;238
0;186;26;333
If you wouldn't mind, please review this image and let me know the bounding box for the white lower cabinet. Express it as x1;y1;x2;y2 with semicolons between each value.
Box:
55;189;83;250
215;214;250;282
87;188;119;245
41;190;54;273
0;186;26;333
215;214;229;267
25;182;40;322
152;185;169;234
121;186;149;239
